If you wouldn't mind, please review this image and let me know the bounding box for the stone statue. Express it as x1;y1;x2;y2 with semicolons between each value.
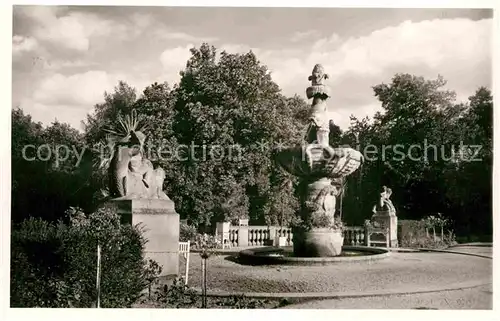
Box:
373;186;396;214
108;130;170;200
305;64;331;146
152;167;171;200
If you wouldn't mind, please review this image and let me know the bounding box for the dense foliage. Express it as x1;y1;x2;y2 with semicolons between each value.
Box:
342;75;492;240
11;207;152;308
12;44;493;240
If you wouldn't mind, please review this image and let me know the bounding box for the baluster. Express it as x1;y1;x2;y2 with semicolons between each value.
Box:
249;229;253;246
355;230;361;245
258;229;263;246
360;229;365;246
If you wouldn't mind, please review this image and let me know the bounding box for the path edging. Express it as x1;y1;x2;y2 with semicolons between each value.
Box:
193;279;491;299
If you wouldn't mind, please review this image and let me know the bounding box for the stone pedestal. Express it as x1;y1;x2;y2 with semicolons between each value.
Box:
293;228;344;257
108;199;180;277
371;210;398;247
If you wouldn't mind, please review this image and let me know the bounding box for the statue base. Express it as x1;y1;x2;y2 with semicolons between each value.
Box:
371;210;398;247
107;199;180;277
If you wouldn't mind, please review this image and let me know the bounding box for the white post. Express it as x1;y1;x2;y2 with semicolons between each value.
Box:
184;241;190;285
96;243;101;308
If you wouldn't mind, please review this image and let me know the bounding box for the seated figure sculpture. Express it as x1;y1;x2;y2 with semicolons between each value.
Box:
108;130;170;200
372;186;396;214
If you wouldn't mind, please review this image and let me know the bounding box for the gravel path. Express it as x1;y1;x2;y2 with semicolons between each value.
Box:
183;250;492;293
282;284;493;309
441;246;493;256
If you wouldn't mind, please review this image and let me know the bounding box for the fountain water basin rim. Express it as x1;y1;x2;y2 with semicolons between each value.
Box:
238;246;390;265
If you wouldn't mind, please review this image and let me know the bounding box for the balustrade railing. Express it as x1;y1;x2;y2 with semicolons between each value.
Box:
343;226;366;245
226;225;293;247
223;224;388;248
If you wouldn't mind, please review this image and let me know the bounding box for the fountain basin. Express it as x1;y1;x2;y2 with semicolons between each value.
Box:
274;145;363;180
293;228;344;257
238;246;390;266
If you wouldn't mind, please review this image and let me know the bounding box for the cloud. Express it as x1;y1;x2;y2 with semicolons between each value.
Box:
241;18;492;129
32;71;119;106
290;30;321;42
42;59;100;70
19;70;153;130
16;6;128;52
159;44;196;85
12;35;39;55
159;31;218;43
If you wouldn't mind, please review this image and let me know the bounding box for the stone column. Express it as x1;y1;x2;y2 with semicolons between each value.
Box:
238;226;249;247
108;199;180;276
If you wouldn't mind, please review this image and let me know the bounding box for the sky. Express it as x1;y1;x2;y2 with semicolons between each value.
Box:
11;6;493;131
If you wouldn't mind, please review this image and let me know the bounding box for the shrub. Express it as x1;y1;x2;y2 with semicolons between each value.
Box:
11;207;156;308
397;218;457;249
179;222;198;242
150;277;274;309
398;219;427;246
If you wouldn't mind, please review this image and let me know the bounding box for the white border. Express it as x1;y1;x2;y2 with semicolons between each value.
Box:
1;1;498;321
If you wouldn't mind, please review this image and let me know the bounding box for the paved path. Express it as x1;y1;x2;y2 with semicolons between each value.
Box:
186;247;492;294
282;284;492;309
282;245;492;309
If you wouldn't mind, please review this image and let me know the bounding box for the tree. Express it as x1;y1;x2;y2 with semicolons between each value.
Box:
11;108;96;223
442;87;493;237
171;43;307;228
83;81;138;145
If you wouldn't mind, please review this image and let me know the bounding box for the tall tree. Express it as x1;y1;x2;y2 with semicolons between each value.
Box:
171;43;308;228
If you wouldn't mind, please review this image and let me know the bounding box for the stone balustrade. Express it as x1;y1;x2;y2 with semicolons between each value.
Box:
222;223;391;248
343;226;366;245
227;225;293;247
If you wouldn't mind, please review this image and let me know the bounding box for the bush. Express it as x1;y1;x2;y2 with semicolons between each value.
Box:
179;222;197;242
11;207;156;308
147;277;275;309
398;219;457;249
398;219;427;246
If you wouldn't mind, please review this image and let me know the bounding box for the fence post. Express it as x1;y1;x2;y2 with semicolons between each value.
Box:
96;243;101;308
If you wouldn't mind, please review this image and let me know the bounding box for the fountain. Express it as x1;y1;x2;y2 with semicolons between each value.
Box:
236;64;390;265
272;64;364;257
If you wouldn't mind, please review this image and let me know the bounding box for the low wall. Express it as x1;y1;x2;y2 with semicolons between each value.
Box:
223;224;389;247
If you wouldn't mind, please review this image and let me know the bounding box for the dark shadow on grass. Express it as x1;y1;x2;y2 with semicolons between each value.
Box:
224;254;244;264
